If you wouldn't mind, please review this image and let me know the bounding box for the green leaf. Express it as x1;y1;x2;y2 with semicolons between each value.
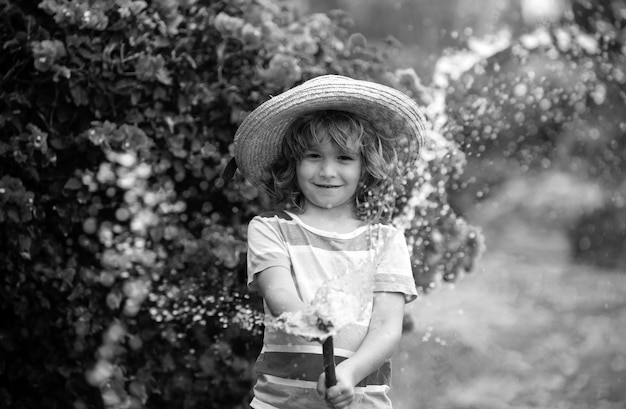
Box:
19;235;31;259
0;141;10;156
63;177;82;190
7;208;20;223
70;84;89;106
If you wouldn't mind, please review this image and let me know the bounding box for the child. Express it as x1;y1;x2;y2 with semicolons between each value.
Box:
232;75;426;409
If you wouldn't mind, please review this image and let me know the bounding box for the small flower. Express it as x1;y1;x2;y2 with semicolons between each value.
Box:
79;8;109;30
118;124;153;151
117;0;147;17
257;54;302;89
348;32;367;49
289;31;319;56
241;23;262;47
214;12;245;38
135;54;172;85
153;0;183;35
31;39;67;72
27;124;49;153
154;0;178;18
305;13;332;39
261;20;285;46
86;120;118;147
0;176;35;223
39;0;76;24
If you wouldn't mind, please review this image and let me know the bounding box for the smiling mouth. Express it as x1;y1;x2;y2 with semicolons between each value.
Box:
315;184;341;188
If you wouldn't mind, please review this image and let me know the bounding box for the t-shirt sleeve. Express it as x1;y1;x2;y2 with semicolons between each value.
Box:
246;216;291;292
375;226;418;303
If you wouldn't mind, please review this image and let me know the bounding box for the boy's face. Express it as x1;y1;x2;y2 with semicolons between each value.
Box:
296;137;362;214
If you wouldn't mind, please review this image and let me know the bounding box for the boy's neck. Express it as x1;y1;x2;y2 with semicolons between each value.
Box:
295;206;364;233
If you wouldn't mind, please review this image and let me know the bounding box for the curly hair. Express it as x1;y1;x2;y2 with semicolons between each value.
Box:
265;110;404;223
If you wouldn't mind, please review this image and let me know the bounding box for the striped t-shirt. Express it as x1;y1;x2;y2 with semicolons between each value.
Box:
247;210;417;409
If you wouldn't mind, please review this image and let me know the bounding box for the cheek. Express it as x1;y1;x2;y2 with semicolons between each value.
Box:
297;161;318;179
352;163;364;183
295;163;306;182
295;165;310;190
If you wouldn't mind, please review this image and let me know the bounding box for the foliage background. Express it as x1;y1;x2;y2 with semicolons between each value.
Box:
0;0;484;408
2;0;624;407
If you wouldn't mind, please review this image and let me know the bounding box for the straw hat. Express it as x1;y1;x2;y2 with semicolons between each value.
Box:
232;75;426;191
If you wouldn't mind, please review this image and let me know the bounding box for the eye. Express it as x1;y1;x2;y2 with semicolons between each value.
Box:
338;154;356;161
303;151;321;159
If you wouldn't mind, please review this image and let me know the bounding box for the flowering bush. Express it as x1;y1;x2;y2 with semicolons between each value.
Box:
441;0;625;266
0;0;482;408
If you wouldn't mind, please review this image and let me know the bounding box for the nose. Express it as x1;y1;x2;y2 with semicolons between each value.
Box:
319;159;337;178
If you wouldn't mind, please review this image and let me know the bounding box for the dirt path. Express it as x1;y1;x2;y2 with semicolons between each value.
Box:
390;218;626;409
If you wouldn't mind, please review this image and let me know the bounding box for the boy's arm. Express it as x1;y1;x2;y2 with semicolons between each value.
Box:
256;266;305;316
318;291;405;408
339;291;405;383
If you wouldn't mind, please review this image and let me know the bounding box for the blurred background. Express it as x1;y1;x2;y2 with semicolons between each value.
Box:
295;0;566;76
1;0;624;408
294;1;626;408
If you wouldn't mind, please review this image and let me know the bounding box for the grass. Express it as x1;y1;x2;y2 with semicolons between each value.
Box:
390;184;626;409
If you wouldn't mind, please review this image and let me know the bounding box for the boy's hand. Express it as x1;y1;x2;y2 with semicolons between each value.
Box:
316;369;356;409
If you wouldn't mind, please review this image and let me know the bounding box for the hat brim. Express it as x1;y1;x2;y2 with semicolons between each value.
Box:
233;75;426;190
